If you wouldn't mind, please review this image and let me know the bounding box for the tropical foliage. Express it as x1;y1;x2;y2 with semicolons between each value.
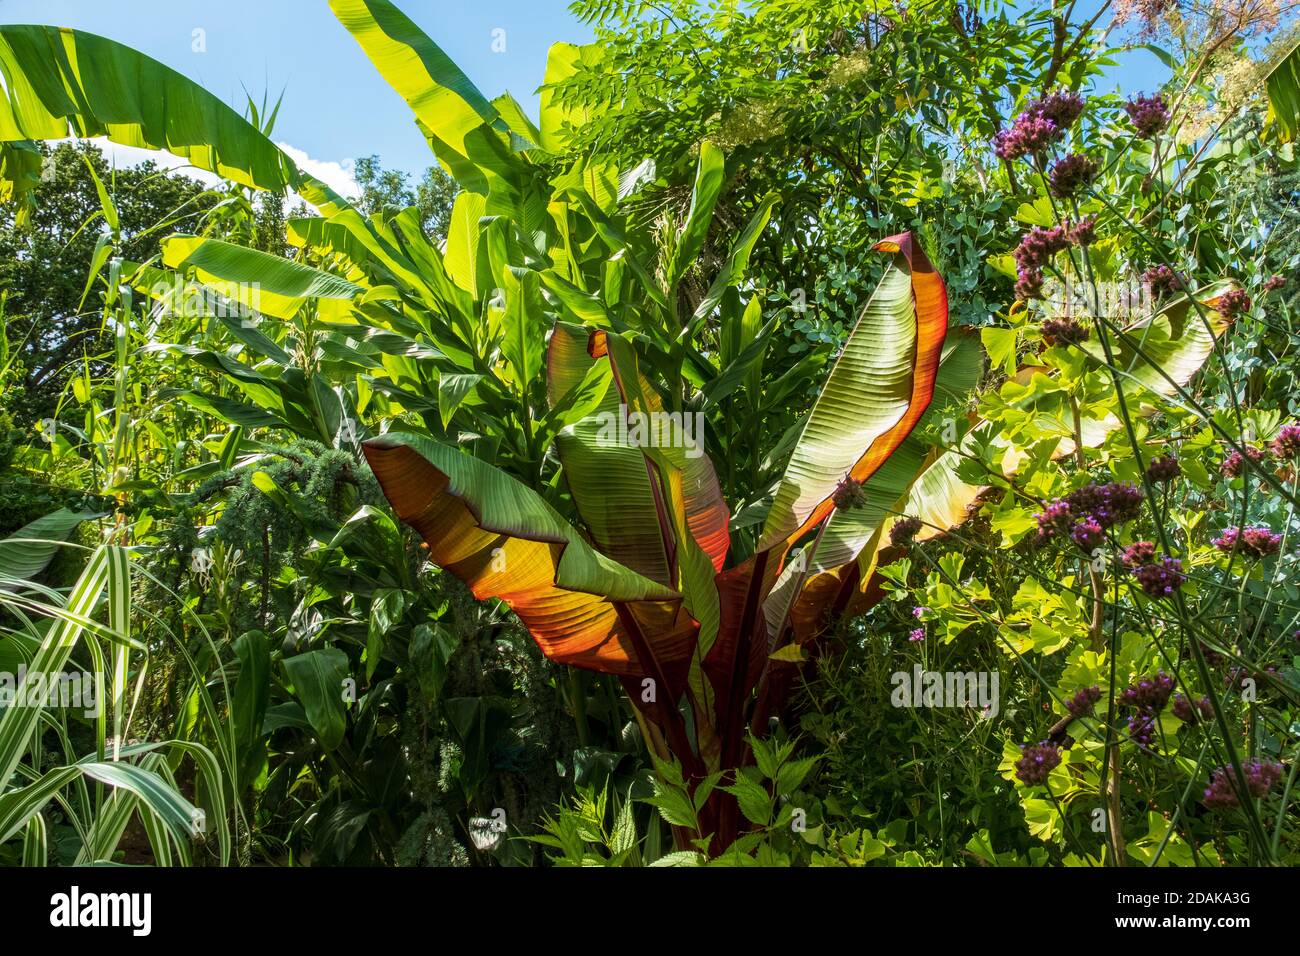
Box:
1;0;1299;867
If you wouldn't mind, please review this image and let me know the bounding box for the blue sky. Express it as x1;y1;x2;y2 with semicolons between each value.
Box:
0;0;593;190
0;1;1169;192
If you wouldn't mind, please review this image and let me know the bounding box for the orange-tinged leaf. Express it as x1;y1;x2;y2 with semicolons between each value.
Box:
362;433;697;678
761;231;949;550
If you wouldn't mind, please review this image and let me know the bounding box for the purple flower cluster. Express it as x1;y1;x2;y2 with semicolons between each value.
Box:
1015;741;1062;786
1036;481;1144;554
890;515;923;547
908;627;926;643
1203;760;1285;810
1121;671;1174;754
1120;671;1175;712
1071;518;1105;552
1133;556;1185;596
1271;423;1300;459
1121;540;1157;568
1035;500;1074;540
1215;288;1251;321
1124;93;1170;139
1213;525;1283;558
832;475;866;510
1171;692;1212;724
1141;264;1183;299
1049;153;1098;198
1145;453;1180;484
1068;216;1097;246
1264;275;1287;292
1067;481;1144;526
1220;444;1265;478
1127;711;1157;752
994;91;1086;161
1013;224;1071;299
1042;317;1090;346
994;114;1060;161
1065;685;1102;718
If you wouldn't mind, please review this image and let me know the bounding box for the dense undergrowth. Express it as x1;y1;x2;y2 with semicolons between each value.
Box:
2;0;1300;866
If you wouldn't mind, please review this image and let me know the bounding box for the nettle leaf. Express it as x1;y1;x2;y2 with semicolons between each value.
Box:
723;770;773;827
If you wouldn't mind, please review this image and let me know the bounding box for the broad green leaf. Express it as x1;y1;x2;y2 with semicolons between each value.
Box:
282;648;350;752
0;509;101;584
760;233;949;549
667;142;725;290
1265;38;1300;142
161;236;362;320
0;25;347;212
330;0;497;160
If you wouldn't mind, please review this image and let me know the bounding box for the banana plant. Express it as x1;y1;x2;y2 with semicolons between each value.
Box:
360;232;965;848
0;0;965;848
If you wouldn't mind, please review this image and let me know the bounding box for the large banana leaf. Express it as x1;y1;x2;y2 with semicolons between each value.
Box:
0;25;347;213
764;329;982;641
1266;37;1300;142
759;232;949;550
330;0;498;159
161;236;364;320
361;432;699;678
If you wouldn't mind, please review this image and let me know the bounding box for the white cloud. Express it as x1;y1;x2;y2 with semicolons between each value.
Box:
275;141;361;200
54;136;361;207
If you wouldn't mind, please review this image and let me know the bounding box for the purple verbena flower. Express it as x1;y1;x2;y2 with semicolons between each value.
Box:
1220;444;1265;478
1141;264;1183;299
1124;93;1170;138
1065;481;1143;528
1049;153;1098;198
1015;741;1062;786
1071;518;1105;553
1035;499;1074;541
1032;90;1086;130
1171;693;1212;724
832;475;866;510
1145;453;1180;483
890;515;924;547
1068;216;1097;246
1215;525;1282;558
994;114;1059;160
1215;288;1251;321
1127;711;1157;752
1132;557;1185;596
1042;317;1090;346
1270;423;1300;459
1120;671;1176;713
1203;760;1285;809
1121;540;1157;569
1065;685;1102;718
